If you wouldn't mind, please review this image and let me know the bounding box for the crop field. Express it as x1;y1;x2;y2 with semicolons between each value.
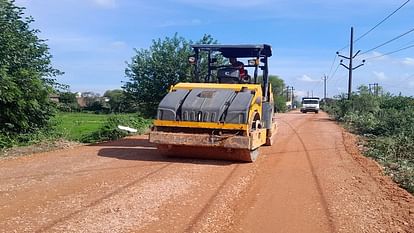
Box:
54;113;109;141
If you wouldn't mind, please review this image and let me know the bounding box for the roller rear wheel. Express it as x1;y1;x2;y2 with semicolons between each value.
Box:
157;145;258;162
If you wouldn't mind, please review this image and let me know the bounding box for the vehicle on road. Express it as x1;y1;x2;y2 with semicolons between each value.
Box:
300;97;320;114
149;44;277;162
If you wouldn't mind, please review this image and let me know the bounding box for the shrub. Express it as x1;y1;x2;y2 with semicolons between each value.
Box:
325;86;414;193
81;115;152;143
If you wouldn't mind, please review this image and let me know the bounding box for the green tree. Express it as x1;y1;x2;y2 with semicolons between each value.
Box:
0;0;62;138
59;92;77;104
261;75;287;112
81;92;109;113
123;34;217;117
103;89;125;113
58;92;79;112
270;76;288;113
194;34;221;82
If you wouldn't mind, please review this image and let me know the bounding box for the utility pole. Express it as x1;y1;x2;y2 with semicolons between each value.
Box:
369;83;379;96
290;86;294;108
286;86;290;101
337;27;365;99
322;75;327;100
311;90;314;97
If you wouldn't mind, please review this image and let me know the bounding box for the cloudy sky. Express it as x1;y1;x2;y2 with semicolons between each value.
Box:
15;0;414;97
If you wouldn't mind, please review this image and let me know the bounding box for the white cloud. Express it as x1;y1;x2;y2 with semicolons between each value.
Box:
294;90;307;97
373;71;388;81
158;19;203;27
172;0;270;9
92;0;117;8
402;57;414;66
110;41;127;49
298;75;320;82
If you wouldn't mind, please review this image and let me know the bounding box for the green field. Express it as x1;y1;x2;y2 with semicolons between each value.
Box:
54;112;152;143
55;112;111;141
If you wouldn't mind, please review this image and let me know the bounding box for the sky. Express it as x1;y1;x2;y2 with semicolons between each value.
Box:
14;0;414;98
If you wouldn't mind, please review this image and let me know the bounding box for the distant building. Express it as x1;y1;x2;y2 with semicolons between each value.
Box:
49;94;59;103
76;97;87;108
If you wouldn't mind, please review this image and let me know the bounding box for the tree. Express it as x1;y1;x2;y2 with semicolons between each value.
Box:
59;92;77;104
0;0;62;136
123;33;217;117
81;92;109;112
103;89;124;113
259;75;287;112
58;92;80;112
269;76;288;113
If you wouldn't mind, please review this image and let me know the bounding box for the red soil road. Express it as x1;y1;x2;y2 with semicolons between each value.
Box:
0;111;413;233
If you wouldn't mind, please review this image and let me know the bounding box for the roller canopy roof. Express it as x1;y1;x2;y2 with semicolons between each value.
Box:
191;44;272;58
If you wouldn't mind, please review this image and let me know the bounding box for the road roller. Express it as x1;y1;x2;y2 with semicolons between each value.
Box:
149;44;277;162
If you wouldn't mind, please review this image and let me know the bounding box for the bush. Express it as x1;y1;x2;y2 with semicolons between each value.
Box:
0;119;63;149
81;115;152;143
0;1;63;138
325;86;414;193
366;133;414;193
0;132;14;149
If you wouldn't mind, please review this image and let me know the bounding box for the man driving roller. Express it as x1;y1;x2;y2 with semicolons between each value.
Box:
229;57;246;79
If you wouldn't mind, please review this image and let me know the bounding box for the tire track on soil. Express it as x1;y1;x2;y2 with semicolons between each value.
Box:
279;117;336;233
35;163;173;233
184;163;240;232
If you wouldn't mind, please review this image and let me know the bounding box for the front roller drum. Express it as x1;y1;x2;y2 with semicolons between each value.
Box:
157;145;259;162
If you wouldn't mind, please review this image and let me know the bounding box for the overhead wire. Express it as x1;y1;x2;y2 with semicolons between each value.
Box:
360;27;414;55
329;0;411;96
354;0;410;43
337;0;411;52
364;44;414;60
328;63;340;82
327;54;337;78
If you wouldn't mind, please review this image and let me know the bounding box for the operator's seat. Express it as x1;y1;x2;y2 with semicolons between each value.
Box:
217;67;240;84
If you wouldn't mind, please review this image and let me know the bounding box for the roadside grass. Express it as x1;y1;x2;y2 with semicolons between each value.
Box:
324;88;414;194
55;112;152;143
55;112;109;141
1;112;151;158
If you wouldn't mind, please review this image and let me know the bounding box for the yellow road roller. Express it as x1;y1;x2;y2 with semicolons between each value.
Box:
149;44;277;162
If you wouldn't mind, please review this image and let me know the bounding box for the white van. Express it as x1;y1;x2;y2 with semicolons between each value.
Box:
300;97;320;114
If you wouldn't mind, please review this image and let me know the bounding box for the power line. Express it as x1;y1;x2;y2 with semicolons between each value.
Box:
327;54;337;78
360;27;414;55
365;44;414;60
329;63;340;81
337;0;411;52
308;78;323;96
330;74;347;97
354;0;411;43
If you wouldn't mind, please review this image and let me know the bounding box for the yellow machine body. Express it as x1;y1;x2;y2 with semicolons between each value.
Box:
149;82;276;162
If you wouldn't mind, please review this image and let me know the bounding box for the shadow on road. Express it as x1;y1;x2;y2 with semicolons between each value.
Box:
96;138;235;166
89;137;153;147
312;117;336;122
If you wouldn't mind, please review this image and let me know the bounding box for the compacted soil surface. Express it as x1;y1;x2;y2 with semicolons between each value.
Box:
1;111;413;233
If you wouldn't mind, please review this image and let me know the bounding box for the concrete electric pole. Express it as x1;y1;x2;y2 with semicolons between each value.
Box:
322;75;327;100
337;27;365;99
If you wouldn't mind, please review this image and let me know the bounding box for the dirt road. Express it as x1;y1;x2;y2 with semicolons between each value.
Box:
1;111;413;233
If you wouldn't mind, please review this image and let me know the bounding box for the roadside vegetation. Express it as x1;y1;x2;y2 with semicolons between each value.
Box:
1;0;287;153
0;1;150;150
324;85;414;193
0;0;63;149
55;113;151;143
